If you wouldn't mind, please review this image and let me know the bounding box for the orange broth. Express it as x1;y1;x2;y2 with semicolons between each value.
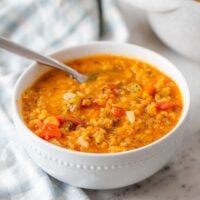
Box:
21;55;183;153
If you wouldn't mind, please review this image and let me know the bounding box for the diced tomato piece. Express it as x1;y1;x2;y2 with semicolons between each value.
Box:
56;115;65;125
92;99;103;107
156;101;177;111
144;84;155;96
111;107;125;117
65;116;86;127
40;123;61;140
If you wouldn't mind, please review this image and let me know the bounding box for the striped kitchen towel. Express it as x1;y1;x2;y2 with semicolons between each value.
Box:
0;0;128;199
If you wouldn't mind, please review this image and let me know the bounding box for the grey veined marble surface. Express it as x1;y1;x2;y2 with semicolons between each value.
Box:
86;2;200;200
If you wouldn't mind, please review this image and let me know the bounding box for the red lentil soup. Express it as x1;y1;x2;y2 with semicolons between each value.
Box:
21;55;183;153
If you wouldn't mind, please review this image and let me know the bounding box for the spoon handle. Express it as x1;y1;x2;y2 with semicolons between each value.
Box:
0;37;86;82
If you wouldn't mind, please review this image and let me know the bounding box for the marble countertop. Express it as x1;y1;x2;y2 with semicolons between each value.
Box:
86;3;200;200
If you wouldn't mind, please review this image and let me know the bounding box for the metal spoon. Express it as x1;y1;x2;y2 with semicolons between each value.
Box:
0;37;88;83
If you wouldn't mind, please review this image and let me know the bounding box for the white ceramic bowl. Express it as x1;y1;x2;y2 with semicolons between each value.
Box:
12;42;190;189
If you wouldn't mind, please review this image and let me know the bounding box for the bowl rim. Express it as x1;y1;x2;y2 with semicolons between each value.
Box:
12;41;190;157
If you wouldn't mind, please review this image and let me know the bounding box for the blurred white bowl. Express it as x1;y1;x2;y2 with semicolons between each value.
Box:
121;0;200;63
12;42;190;189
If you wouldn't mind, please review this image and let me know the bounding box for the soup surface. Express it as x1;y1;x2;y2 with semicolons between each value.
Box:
22;55;182;153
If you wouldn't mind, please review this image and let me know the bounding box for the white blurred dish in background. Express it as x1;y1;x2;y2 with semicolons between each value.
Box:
120;0;200;63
